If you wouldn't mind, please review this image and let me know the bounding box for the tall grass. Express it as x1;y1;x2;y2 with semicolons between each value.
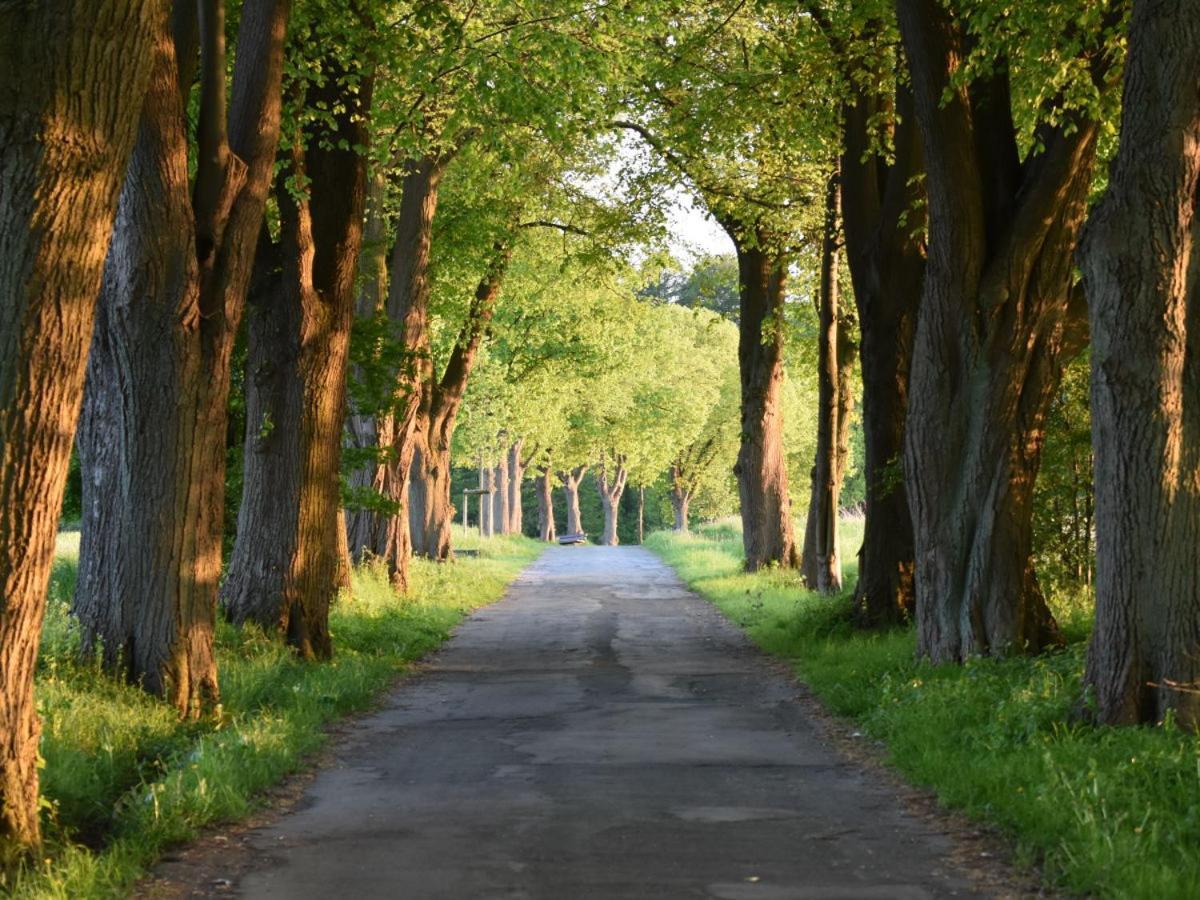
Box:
14;528;542;899
648;521;1200;900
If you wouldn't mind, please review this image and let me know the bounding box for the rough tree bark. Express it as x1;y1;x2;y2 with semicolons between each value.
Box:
897;0;1107;661
410;248;510;559
0;0;157;859
841;85;924;627
724;229;799;571
637;485;645;544
537;466;557;541
802;171;852;593
74;0;291;715
560;466;587;535
1078;0;1200;728
508;439;526;536
371;152;456;591
596;455;629;546
222;61;372;659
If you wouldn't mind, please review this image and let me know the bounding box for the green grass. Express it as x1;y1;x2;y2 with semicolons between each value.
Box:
647;520;1200;900
13;527;543;899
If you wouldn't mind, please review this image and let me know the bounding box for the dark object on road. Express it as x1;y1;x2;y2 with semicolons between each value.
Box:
558;532;587;545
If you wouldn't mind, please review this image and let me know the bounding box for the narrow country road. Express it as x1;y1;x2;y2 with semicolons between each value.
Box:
235;547;989;899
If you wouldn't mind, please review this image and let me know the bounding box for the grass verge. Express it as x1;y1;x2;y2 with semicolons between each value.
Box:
15;528;542;899
647;521;1200;900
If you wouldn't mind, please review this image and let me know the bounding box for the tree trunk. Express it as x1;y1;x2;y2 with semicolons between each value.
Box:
222;63;371;658
493;451;510;535
480;464;494;537
508;440;525;535
0;0;157;859
560;466;587;536
413;246;510;557
728;234;799;570
840;86;923;627
637;486;645;544
1078;0;1200;728
344;174;389;560
374;153;455;591
802;171;846;593
537;467;557;541
898;0;1099;661
407;413;432;558
74;0;291;712
596;455;629;546
669;463;692;533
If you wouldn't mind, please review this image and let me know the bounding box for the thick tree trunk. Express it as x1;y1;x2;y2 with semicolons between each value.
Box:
802;172;847;593
596;456;629;546
0;0;156;859
560;466;587;536
537;467;557;541
411;411;454;561
898;0;1098;661
74;0;291;712
223;65;371;658
493;451;510;535
728;235;799;571
480;464;494;537
508;440;525;535
841;88;923;627
1078;0;1200;728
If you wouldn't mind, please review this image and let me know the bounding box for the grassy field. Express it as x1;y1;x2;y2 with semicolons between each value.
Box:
647;520;1200;900
14;528;543;899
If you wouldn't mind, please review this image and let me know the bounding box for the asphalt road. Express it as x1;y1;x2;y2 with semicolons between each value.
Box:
235;546;988;899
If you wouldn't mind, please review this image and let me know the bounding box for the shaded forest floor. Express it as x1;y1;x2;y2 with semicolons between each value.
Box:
12;529;543;899
647;521;1200;900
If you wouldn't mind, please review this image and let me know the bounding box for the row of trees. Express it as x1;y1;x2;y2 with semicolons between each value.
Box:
3;0;1199;864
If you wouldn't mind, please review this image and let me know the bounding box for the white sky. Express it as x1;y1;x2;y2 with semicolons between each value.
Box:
665;188;735;263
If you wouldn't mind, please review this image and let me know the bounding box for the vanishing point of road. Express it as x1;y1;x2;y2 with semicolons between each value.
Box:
233;547;991;899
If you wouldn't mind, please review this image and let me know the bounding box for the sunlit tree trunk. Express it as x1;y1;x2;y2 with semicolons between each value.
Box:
508;439;525;535
0;0;156;859
493;449;510;535
724;230;799;571
222;63;372;658
1079;0;1200;728
74;0;291;713
898;0;1102;660
596;455;628;546
537;466;557;541
560;465;587;535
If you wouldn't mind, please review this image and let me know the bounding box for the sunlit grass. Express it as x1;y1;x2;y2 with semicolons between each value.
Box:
14;527;543;899
648;522;1200;900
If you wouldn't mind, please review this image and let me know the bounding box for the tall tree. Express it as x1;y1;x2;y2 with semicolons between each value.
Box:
73;0;291;713
1078;0;1200;728
896;0;1121;661
803;2;925;625
222;36;374;656
0;0;158;859
615;3;835;569
801;170;854;593
595;453;630;546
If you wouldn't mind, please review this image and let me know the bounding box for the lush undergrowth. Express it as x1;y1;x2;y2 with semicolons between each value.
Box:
647;521;1200;900
14;528;542;899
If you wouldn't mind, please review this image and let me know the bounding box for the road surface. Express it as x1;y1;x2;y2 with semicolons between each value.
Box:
235;546;988;899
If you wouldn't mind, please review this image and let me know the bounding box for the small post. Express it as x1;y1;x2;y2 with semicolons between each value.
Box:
462;490;469;528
